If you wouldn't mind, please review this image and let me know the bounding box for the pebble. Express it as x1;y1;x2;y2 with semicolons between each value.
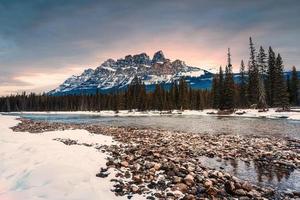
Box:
175;183;188;193
234;189;247;196
184;174;194;186
203;179;213;188
121;161;129;168
241;181;252;192
224;181;235;194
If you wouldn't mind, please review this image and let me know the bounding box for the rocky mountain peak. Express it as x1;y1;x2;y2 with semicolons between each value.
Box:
152;50;165;63
82;68;94;75
172;59;186;68
132;53;150;65
49;50;212;95
124;55;133;62
103;59;115;65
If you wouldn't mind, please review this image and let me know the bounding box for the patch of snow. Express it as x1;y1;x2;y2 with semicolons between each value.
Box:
143;75;173;85
179;70;204;77
0;114;144;200
101;66;117;72
5;108;300;120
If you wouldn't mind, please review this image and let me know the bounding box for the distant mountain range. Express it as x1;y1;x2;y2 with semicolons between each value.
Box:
49;51;299;95
49;51;214;95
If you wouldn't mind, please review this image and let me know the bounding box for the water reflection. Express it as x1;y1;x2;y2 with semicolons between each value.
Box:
254;161;293;186
199;156;300;193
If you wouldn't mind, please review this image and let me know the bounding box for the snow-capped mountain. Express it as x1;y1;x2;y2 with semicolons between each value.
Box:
49;51;214;95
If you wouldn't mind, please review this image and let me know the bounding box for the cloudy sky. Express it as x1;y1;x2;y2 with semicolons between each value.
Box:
0;0;300;95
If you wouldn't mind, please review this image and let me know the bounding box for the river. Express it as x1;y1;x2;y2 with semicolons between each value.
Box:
9;113;300;140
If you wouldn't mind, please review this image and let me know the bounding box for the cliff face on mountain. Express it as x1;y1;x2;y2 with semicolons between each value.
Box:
49;51;213;95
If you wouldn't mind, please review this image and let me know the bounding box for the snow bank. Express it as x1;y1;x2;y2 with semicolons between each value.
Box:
182;108;300;120
5;108;300;120
231;108;300;120
0;115;139;200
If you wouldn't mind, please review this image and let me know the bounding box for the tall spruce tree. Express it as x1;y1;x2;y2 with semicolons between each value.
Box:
257;46;268;75
179;78;189;110
222;48;235;110
257;77;268;110
290;66;299;105
257;46;268;110
273;54;289;109
218;66;224;110
239;60;248;107
267;47;276;106
286;75;291;103
248;37;259;105
137;82;147;111
211;74;220;109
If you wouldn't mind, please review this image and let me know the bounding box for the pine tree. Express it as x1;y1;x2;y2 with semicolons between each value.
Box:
267;47;276;106
273;54;289;110
248;37;259;105
222;48;235;110
153;84;163;110
239;60;248;107
290;66;299;105
257;46;268;110
257;46;268;75
179;78;188;110
137;82;147;111
211;74;220;109
286;75;291;103
218;66;224;110
113;93;120;113
257;77;268;110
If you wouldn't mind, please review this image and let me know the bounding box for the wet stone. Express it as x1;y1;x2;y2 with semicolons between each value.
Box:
203;179;213;188
224;181;235;194
175;183;188;193
96;171;110;178
234;189;247;196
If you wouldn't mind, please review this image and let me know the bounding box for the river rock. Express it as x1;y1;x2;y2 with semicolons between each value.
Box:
206;186;219;196
149;167;156;173
131;185;139;193
174;183;188;193
184;174;194;186
173;176;182;183
121;161;129;167
235;189;247;196
153;152;160;157
223;172;231;179
203;179;213;188
224;181;235;194
153;163;161;170
183;194;196;200
203;171;208;178
96;171;109;178
125;171;131;178
241;181;252;192
132;175;142;184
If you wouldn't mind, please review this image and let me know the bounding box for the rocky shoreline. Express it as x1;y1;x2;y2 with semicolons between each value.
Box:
12;119;300;200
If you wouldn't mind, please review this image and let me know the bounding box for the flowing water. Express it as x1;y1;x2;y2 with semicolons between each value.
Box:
6;113;300;194
8;113;300;139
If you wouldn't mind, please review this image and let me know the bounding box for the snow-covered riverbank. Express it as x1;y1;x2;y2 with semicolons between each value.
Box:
0;115;132;200
5;108;300;120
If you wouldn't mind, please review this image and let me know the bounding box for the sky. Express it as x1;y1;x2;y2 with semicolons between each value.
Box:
0;0;300;95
